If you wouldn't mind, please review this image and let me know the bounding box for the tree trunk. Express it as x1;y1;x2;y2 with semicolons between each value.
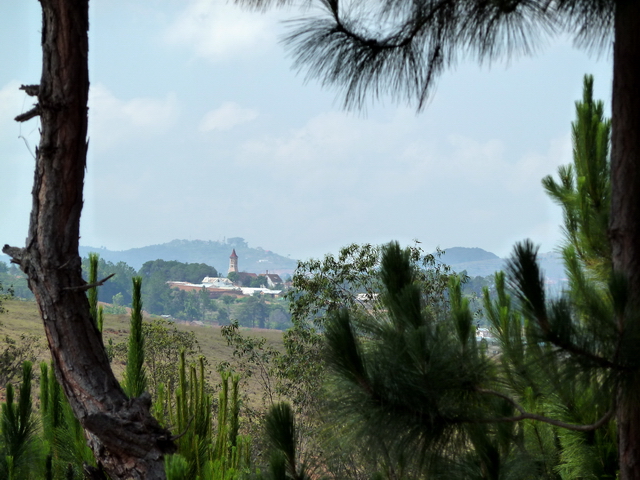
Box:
2;1;175;478
611;1;640;479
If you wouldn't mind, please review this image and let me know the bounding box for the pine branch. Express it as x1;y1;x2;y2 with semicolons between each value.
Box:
476;388;614;432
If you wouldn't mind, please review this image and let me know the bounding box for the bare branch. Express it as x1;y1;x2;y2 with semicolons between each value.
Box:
15;105;41;122
20;84;40;96
170;415;195;441
64;273;116;292
2;245;24;265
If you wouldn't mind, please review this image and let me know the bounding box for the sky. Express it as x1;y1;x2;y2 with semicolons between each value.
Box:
1;1;613;262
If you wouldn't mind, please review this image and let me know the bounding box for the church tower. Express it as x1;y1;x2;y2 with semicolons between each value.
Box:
228;249;238;274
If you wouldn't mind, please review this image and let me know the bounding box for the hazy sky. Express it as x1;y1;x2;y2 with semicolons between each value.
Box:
1;1;613;261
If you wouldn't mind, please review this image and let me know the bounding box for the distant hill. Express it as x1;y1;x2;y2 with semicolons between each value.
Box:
438;247;500;265
2;242;567;284
78;238;298;276
438;247;566;284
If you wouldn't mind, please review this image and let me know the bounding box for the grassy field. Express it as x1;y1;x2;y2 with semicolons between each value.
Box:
0;298;285;404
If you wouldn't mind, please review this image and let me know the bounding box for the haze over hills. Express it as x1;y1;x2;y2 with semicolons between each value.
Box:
1;241;565;282
77;238;298;276
439;246;566;283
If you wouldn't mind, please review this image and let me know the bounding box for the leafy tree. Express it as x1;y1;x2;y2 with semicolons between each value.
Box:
0;271;31;301
124;318;200;397
217;307;231;325
0;335;41;389
139;259;218;284
200;287;213;315
0;279;13;315
104;292;127;315
268;306;292;331
82;256;136;305
142;271;174;315
250;275;268;288
227;237;248;249
236;295;269;329
220;321;281;407
181;290;203;322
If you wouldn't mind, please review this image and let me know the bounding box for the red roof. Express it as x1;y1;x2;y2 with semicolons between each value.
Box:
230;249;238;258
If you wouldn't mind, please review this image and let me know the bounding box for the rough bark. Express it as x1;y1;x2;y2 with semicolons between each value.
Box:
2;1;175;478
611;1;640;479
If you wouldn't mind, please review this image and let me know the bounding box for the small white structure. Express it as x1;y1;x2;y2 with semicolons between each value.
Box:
202;277;234;288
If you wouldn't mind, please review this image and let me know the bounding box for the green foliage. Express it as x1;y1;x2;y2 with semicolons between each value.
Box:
139;259;218;284
542;75;611;281
0;335;39;388
261;403;310;480
213;241;455;478
287;242;452;327
123;277;147;398
0;268;31;301
221;295;236;305
220;321;280;407
104;292;127;315
0;278;14;314
81;255;136;305
112;318;201;398
87;253;99;326
322;242;490;475
279;241;454;422
236;296;269;329
0;362;41;479
163;354;251;480
250;276;267;288
40;362;95;479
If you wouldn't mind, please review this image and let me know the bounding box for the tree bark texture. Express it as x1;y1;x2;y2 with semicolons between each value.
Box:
611;1;640;479
2;1;175;478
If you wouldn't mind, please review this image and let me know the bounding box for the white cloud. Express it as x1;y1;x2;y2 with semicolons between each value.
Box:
164;0;282;61
88;84;179;151
199;101;258;132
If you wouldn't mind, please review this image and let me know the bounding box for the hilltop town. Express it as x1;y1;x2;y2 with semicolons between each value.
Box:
167;249;286;300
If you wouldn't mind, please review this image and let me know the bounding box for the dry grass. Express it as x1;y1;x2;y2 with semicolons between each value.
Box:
0;298;285;405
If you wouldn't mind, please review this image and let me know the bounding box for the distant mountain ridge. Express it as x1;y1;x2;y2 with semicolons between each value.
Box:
438;246;566;283
1;242;566;282
78;238;298;275
437;247;500;264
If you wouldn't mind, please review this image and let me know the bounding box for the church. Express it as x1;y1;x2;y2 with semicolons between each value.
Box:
227;249;283;288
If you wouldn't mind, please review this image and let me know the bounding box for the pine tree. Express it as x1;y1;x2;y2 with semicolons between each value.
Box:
0;362;41;479
543;75;612;281
539;75;617;478
123;277;147;398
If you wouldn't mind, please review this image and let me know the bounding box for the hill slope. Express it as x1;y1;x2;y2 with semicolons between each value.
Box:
79;238;298;275
439;246;565;282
